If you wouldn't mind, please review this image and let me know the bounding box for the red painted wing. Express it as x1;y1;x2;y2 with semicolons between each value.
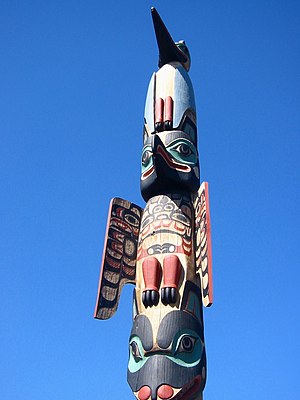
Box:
94;198;143;319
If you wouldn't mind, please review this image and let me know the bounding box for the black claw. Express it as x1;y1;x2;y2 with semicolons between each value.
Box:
161;287;177;305
155;122;163;132
164;121;172;130
151;290;159;306
146;290;152;307
165;287;171;304
170;287;177;304
142;291;147;307
161;288;167;305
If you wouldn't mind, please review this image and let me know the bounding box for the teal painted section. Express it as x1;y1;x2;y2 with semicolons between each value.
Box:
128;336;148;373
166;138;198;166
166;329;203;367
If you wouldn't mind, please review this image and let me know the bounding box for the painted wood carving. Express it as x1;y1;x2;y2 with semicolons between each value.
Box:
95;8;213;400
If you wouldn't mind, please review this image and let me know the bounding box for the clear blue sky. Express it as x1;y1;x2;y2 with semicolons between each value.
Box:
1;1;299;399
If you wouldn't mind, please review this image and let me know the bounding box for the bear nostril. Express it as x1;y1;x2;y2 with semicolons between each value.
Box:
157;384;174;399
138;385;152;400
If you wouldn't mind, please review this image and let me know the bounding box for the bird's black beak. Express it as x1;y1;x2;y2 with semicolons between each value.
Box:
151;7;188;68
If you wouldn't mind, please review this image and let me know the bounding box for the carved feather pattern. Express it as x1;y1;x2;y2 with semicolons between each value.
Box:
194;182;213;307
94;198;143;320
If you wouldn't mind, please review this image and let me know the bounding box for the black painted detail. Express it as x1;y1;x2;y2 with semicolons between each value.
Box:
161;287;177;305
155;122;164;132
151;8;187;68
127;310;206;395
164;120;173;130
143;290;159;307
141;132;200;202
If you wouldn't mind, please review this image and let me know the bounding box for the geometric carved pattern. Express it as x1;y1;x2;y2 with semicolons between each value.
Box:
194;182;213;307
94;8;214;399
94;198;143;320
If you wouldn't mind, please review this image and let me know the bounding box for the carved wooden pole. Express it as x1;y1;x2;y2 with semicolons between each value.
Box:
94;8;213;400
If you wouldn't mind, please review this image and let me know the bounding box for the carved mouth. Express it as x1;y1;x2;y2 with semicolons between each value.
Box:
156;145;191;172
172;375;202;400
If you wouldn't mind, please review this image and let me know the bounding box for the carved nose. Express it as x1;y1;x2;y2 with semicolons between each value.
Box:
157;385;174;399
138;385;151;400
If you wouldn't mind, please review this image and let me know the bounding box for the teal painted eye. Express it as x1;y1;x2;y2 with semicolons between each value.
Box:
176;335;197;353
166;139;197;165
166;330;203;367
141;145;153;173
130;340;142;361
128;336;148;373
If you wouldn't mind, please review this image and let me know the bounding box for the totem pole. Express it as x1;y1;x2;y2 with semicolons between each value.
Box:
94;8;213;400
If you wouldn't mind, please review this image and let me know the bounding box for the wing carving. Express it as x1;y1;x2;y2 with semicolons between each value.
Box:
194;182;213;307
94;198;143;319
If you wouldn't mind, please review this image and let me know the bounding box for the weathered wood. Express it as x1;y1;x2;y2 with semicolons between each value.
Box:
194;182;213;307
94;198;142;320
95;8;213;400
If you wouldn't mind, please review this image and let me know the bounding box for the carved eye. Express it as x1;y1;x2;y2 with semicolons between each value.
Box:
178;143;191;156
168;331;203;367
142;151;150;165
130;341;143;361
124;213;139;227
166;139;197;165
176;335;197;353
142;146;153;167
141;146;154;175
128;336;148;373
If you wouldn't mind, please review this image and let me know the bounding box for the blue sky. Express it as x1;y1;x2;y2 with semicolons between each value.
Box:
1;1;299;399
